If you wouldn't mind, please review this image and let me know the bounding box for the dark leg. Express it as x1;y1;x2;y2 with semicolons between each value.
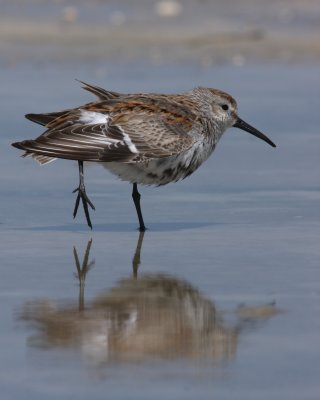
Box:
132;183;146;232
73;161;95;229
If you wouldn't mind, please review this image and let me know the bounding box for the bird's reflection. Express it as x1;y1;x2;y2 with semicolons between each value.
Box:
20;233;280;363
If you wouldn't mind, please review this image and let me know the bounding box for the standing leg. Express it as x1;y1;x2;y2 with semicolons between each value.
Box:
132;183;146;232
73;161;95;229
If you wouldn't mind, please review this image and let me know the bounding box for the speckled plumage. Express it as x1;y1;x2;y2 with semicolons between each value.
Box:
12;81;276;230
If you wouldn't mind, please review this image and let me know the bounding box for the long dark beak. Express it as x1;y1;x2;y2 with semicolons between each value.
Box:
234;117;276;148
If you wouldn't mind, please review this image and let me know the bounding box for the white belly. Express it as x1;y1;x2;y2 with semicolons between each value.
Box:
102;139;216;186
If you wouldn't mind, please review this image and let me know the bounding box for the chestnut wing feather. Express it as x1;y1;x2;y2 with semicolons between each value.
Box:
13;95;198;163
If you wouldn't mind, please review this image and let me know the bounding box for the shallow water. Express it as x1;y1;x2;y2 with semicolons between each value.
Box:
0;63;320;399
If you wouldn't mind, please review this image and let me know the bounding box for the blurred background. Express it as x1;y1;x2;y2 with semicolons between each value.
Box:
1;0;320;68
1;1;320;400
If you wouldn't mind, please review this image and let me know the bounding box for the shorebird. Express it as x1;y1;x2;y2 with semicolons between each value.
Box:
12;82;276;231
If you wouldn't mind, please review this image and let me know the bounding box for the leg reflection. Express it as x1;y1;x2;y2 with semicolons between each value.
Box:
132;231;145;279
73;238;95;311
72;232;145;310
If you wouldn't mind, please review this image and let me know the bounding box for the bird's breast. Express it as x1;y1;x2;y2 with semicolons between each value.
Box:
102;137;216;186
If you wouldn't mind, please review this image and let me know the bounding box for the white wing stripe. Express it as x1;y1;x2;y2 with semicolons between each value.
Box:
79;111;109;124
121;131;138;154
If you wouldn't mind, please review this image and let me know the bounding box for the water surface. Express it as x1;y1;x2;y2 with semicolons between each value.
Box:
0;63;319;399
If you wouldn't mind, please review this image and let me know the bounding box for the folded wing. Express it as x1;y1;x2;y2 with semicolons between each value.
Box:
12;92;197;164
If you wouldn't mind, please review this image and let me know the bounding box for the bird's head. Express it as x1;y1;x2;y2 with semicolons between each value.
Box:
196;87;276;148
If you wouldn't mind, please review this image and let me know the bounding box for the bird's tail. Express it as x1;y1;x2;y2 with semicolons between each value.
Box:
12;140;56;165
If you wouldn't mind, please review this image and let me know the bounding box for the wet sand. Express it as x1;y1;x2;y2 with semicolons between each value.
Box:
0;1;320;399
0;62;319;399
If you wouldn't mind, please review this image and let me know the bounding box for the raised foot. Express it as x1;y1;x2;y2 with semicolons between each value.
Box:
73;185;95;229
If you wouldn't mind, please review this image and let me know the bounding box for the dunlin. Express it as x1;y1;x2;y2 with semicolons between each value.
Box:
12;82;276;230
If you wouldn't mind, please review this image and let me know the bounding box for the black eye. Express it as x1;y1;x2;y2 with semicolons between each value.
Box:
221;104;229;111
